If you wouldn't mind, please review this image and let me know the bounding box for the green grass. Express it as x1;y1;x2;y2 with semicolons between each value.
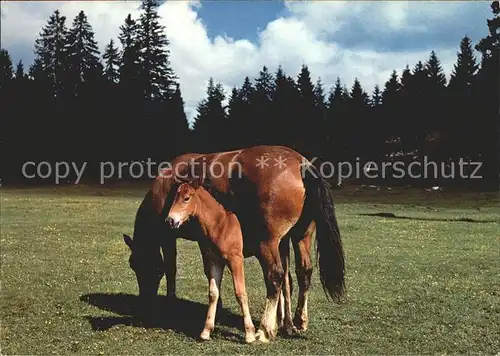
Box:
1;184;499;354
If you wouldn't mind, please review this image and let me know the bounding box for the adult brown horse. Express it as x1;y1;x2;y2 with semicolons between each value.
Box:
123;145;346;343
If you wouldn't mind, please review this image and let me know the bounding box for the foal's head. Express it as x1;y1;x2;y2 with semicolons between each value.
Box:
166;182;200;229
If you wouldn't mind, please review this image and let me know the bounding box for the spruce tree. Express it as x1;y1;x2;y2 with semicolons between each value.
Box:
192;78;227;152
296;65;316;155
347;78;371;161
103;39;120;83
371;84;382;108
66;10;102;97
326;77;348;160
118;14;140;88
271;66;300;148
137;0;177;100
15;60;25;80
0;49;13;89
425;50;447;90
251;66;274;145
230;76;254;148
423;51;448;160
382;70;402;156
447;36;480;160
33;9;69;98
449;36;479;91
473;0;500;190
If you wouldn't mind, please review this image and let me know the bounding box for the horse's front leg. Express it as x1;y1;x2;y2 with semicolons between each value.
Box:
200;248;224;341
161;235;177;300
226;253;256;344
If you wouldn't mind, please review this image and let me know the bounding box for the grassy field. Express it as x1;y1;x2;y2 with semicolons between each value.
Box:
1;184;499;354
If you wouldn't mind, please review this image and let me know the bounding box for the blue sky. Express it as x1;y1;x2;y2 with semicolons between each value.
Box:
0;1;493;123
196;1;287;42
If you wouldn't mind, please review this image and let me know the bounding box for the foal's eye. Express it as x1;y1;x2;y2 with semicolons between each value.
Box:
183;196;190;202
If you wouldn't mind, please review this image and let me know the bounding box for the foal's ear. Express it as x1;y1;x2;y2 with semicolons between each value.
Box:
123;234;133;249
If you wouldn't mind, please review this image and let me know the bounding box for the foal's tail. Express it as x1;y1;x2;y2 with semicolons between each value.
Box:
302;159;346;302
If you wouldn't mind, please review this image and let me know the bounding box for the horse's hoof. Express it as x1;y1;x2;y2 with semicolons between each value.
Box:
255;329;272;343
281;324;299;337
293;316;308;332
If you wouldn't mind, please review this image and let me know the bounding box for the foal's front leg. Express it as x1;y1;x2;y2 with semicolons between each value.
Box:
200;251;224;341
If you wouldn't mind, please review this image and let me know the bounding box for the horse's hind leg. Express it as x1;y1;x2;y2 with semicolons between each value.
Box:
278;237;298;336
199;247;224;341
256;239;284;343
292;220;315;332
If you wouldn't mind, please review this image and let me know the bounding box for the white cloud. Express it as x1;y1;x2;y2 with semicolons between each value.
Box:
1;1;483;126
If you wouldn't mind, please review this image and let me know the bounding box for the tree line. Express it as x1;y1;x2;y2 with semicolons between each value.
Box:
1;0;498;190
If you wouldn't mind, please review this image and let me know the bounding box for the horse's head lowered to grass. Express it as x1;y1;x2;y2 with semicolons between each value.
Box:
123;232;164;298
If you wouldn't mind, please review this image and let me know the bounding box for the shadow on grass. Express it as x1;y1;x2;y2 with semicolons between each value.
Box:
359;212;497;223
79;293;257;342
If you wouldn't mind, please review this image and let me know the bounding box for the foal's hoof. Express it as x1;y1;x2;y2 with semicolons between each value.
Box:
199;330;212;341
245;332;257;344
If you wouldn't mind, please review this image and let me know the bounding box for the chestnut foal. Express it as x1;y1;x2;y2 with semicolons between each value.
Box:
166;180;256;344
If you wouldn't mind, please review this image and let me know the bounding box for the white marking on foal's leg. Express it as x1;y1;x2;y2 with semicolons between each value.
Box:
200;262;224;341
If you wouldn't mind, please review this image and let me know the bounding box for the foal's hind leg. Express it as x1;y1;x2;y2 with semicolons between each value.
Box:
292;221;315;332
226;253;256;343
199;248;224;341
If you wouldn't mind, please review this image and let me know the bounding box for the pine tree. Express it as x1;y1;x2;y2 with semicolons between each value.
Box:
251;66;274;145
382;70;401;106
423;51;448;160
118;14;141;87
33;9;69;98
66;10;102;97
446;36;480;160
229;76;254;148
15;60;25;80
399;65;418;154
346;78;371;161
296;65;316;155
349;78;370;108
103;39;120;83
192;78;227;152
449;36;479;91
325;77;348;160
473;0;500;190
382;70;402;155
158;83;191;158
137;0;177;100
313;77;328;157
371;84;382;108
425;50;447;90
0;49;13;89
227;87;240;120
271;66;300;148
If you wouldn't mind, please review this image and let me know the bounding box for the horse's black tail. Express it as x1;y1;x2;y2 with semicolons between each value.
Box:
302;160;346;302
